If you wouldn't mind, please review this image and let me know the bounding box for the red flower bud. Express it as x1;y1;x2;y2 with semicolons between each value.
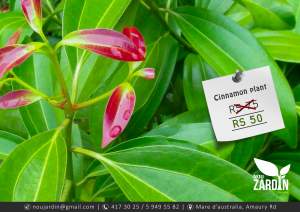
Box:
102;83;136;148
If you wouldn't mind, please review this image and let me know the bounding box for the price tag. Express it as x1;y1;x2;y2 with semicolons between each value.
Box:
202;66;285;142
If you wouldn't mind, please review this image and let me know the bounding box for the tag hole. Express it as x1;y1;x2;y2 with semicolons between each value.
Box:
232;71;243;83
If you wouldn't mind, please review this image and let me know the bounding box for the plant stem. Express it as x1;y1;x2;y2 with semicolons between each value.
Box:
64;114;75;200
142;0;196;53
39;31;49;43
46;45;75;200
73;90;113;110
47;47;72;112
44;8;63;26
71;53;86;102
1;75;47;99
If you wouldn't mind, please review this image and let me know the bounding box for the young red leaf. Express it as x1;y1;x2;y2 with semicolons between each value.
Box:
0;90;41;109
6;29;22;45
102;83;136;148
134;68;155;80
122;27;146;58
59;29;145;61
21;0;42;33
0;43;41;78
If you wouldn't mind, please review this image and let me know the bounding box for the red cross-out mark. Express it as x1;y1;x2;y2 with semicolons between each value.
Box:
234;99;257;114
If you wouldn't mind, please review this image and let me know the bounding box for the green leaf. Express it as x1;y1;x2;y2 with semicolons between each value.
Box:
147;123;214;145
0;130;67;201
146;122;234;159
288;171;300;200
107;136;200;153
0;130;24;160
294;84;300;102
254;29;300;63
0;110;27;138
14;55;60;136
226;3;254;28
292;0;300;33
195;0;234;13
77;169;109;186
230;135;265;168
170;7;297;148
160;110;210;126
183;54;209;114
124;34;179;137
240;0;292;30
74;143;280;201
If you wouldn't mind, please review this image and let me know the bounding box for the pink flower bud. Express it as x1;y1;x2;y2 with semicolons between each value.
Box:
102;83;136;148
0;90;41;109
59;28;146;62
21;0;42;33
135;68;155;80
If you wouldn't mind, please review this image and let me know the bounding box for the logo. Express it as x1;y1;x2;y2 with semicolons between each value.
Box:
253;158;290;191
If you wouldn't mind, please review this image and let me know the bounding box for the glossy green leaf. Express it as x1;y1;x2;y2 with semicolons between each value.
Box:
226;3;254;28
254;30;300;63
0;130;24;160
77;169;109;186
195;0;234;13
240;0;292;30
146;122;234;159
125;34;179;137
160;110;210;126
74;143;280;201
14;55;59;136
147;123;214;145
183;54;209;114
292;0;300;33
78;57;121;101
0;110;27;137
288;171;300;201
0;130;67;201
294;84;300;102
171;7;297;148
107;136;200;153
230;135;265;168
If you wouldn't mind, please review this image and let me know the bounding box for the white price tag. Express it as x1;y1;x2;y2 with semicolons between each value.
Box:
202;66;285;142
